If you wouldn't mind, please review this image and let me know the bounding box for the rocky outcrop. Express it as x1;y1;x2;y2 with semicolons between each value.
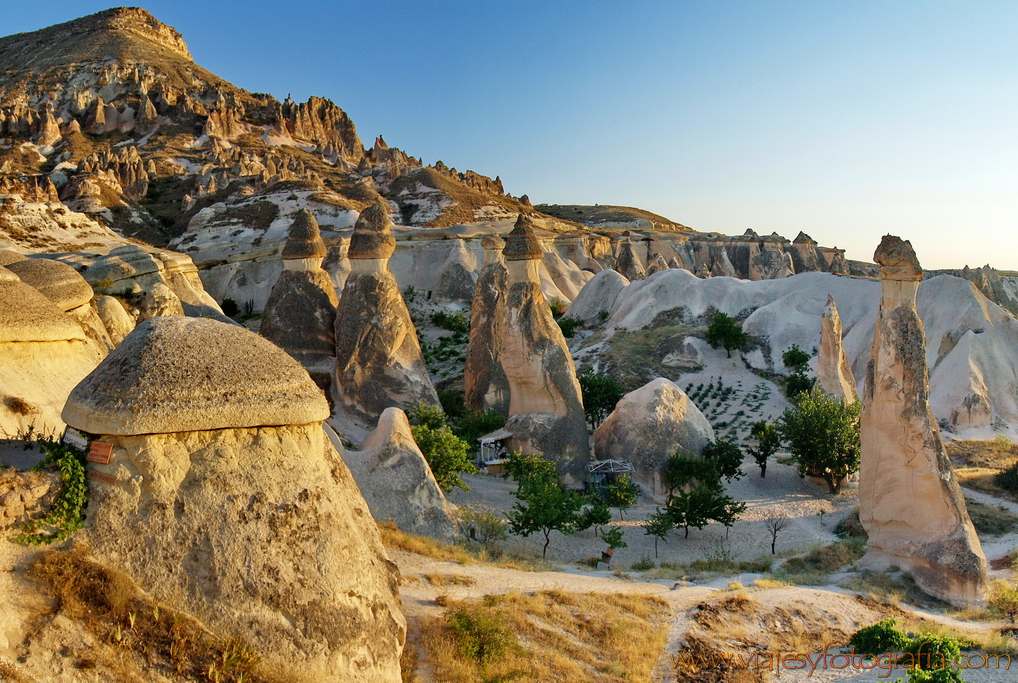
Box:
614;235;645;281
341;408;459;540
594;378;715;495
334;199;438;425
61;317;405;681
859;235;987;608
0;273;104;436
6;257;112;351
0;468;61;530
816;295;857;401
564;269;630;326
261;210;338;388
136;282;184;322
501;215;589;484
94;294;135;346
464;234;510;414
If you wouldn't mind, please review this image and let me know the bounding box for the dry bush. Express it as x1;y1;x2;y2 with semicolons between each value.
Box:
4;396;40;416
423;573;476;587
30;548;270;682
422;590;670;683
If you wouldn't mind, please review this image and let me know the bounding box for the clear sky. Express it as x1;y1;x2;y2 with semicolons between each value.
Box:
4;2;1016;269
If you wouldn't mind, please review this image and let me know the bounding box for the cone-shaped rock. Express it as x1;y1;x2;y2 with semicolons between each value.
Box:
859;235;987;608
341;407;459;540
262;210;337;388
61;317;405;682
501;215;588;484
816;295;858;402
335;199;438;425
464;234;510;414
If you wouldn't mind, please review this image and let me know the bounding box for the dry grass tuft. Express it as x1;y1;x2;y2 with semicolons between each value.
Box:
421;591;670;683
4;396;40;416
30;548;273;682
423;573;477;587
378;522;556;572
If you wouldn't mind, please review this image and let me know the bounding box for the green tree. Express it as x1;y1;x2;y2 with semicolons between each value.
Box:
665;483;747;538
746;421;781;478
600;474;639;520
454;408;508;451
702;438;744;482
600;526;627;551
575;497;612;537
661;452;718;496
782;345;815;397
578;368;625;429
778;388;861;494
705;312;748;358
409;401;478;492
644;509;674;557
782;344;810;372
503;453;585;558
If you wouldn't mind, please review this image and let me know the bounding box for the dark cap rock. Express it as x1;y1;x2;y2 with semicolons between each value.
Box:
62;317;330;435
281;209;327;260
348;199;396;260
874;235;922;281
503;215;543;261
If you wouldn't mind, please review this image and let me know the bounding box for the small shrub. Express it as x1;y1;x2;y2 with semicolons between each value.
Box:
630;557;655;572
835;509;868;539
548;298;568;318
221;298;239;318
557;316;582;338
849;618;912;655
431;311;469;333
447;606;518;666
995;462;1018;492
458;506;507;546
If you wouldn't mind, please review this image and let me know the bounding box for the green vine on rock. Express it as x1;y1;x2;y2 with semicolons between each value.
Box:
11;439;89;545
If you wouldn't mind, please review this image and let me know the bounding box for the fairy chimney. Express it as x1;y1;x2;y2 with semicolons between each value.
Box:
334;199;438;425
464;234;510;415
858;235;987;608
501;215;589;484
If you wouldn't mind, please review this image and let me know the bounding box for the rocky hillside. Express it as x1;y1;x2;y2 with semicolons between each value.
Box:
0;7;544;248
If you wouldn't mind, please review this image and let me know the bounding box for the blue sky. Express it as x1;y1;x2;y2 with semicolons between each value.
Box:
4;2;1016;269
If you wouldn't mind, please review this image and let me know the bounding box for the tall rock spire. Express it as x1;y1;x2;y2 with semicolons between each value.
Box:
500;215;589;484
816;295;857;402
859;235;987;608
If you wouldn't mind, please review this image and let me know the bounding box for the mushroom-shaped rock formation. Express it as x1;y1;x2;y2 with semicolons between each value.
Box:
594;378;715;494
464;234;510;415
859;235;987;608
261;210;338;388
501;215;589;484
0;276;104;436
94;295;136;347
340;407;459;540
614;235;646;281
62;317;406;682
334;199;438;425
816;295;857;402
6;257;113;351
136;282;185;322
